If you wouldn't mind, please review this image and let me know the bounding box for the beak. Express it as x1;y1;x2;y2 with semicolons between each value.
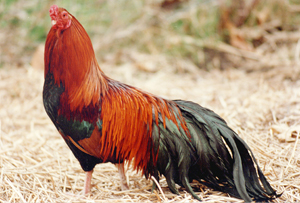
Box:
51;20;56;25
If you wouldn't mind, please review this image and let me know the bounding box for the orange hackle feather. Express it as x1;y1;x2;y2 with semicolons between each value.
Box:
45;8;189;173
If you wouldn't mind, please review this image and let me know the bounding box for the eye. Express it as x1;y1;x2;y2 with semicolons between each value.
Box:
62;11;68;19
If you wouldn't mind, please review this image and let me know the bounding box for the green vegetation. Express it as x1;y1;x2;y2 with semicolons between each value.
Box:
0;0;299;69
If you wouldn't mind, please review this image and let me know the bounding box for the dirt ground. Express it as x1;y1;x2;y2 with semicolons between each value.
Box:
1;50;300;202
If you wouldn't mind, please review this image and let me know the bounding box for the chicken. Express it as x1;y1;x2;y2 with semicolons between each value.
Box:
43;5;279;202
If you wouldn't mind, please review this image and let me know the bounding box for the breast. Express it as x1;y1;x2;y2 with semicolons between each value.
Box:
43;73;64;124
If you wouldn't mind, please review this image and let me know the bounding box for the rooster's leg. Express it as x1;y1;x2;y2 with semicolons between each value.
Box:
116;163;129;190
83;170;93;194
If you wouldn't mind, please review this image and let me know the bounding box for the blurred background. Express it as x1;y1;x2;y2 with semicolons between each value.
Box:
1;1;300;201
1;0;300;72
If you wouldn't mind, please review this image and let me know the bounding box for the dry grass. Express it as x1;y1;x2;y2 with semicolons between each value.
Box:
1;49;300;202
1;0;300;202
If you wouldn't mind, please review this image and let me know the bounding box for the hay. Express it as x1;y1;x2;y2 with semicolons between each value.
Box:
1;56;299;202
1;0;300;201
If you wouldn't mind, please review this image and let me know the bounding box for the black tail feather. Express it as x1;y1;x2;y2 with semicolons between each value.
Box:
148;100;279;202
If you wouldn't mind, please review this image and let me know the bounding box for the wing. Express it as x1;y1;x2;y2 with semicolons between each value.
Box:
52;112;106;171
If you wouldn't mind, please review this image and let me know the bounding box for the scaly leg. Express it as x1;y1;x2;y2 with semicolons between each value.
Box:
83;170;93;194
116;163;129;190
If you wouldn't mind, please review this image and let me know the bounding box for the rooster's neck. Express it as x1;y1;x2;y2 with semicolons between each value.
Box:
44;18;108;112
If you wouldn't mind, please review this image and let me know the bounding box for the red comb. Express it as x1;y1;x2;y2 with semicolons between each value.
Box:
49;5;58;20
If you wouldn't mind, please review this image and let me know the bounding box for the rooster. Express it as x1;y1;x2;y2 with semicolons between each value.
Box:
43;5;279;202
